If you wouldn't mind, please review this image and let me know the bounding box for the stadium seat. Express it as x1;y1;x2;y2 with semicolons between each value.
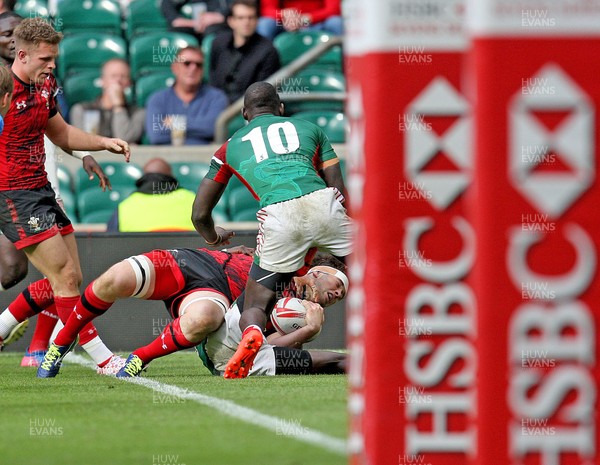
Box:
227;187;259;220
58;33;127;80
231;208;259;222
62;70;102;107
60;189;77;221
171;161;210;192
273;31;343;72
125;0;168;40
294;111;347;143
79;209;117;224
201;33;215;83
279;69;346;114
15;0;49;18
129;32;200;79
55;0;122;36
56;165;74;193
77;187;134;220
135;72;175;107
75;162;143;194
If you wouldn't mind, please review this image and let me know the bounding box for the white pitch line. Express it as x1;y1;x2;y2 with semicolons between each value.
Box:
64;353;348;456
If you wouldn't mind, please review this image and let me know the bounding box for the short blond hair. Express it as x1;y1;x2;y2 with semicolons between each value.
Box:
0;65;14;97
14;18;62;51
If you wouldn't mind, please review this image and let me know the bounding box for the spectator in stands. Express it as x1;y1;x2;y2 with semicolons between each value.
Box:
161;0;234;42
257;0;343;40
145;46;228;145
107;158;197;232
209;0;280;103
0;0;15;13
70;59;145;144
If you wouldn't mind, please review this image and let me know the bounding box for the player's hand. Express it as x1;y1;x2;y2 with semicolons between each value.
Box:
222;245;254;256
100;137;131;163
206;226;235;247
301;300;324;335
82;155;111;192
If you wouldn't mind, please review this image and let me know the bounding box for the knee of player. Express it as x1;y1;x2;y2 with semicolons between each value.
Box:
183;307;223;335
0;258;28;289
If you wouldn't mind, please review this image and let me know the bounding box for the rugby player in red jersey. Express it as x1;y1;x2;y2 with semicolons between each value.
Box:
0;18;130;377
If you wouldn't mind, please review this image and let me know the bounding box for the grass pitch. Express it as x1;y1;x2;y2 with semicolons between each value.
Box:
0;351;347;465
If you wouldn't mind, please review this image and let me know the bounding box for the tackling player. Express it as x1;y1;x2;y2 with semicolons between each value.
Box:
35;243;347;378
191;81;352;378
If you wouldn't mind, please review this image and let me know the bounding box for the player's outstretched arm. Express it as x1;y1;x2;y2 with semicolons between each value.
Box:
192;177;234;246
62;150;112;192
267;301;324;349
322;161;347;202
46;113;131;162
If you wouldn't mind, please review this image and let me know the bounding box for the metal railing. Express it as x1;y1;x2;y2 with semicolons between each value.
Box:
214;35;346;143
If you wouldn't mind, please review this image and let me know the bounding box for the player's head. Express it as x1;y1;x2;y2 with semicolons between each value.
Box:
0;12;22;63
101;58;131;91
242;81;284;121
13;18;62;84
301;254;348;307
0;64;13;116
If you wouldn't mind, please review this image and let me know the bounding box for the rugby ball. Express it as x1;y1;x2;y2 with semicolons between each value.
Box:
270;297;322;342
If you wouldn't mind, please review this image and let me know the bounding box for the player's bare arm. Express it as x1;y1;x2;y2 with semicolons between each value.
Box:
266;301;324;349
45;113;131;162
321;160;347;201
192;177;234;246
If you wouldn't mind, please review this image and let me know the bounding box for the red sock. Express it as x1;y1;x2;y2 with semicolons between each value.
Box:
77;322;99;345
28;305;59;352
8;278;54;321
133;318;195;364
54;283;112;346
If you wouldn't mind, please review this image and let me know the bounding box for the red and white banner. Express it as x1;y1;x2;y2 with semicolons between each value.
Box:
470;1;600;464
345;2;477;464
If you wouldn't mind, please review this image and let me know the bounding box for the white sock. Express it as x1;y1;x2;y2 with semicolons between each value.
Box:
49;320;64;344
81;336;113;366
0;281;5;291
0;309;19;339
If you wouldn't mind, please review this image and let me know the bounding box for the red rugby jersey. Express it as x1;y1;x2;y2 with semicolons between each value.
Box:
0;72;58;190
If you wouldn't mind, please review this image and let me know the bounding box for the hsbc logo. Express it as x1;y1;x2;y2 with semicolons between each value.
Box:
509;63;594;219
405;76;472;210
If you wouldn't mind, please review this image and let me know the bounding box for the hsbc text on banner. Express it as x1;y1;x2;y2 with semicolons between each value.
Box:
469;1;600;464
345;1;477;465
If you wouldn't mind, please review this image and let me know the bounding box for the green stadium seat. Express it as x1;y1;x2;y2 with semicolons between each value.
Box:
129;32;199;79
126;0;168;40
62;70;102;107
75;162;143;194
279;69;345;114
273;31;343;72
79;209;117;224
294;111;347;143
201;33;215;83
227;187;259;220
77;187;134;219
135;72;175;107
55;0;122;36
58;33;127;80
171;161;210;192
231;208;259;222
15;0;49;18
60;189;77;221
56;165;74;193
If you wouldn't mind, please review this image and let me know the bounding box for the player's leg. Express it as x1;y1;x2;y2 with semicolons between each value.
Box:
0;234;31;348
21;305;59;367
225;265;294;379
0;234;28;291
305;350;346;374
118;291;228;377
